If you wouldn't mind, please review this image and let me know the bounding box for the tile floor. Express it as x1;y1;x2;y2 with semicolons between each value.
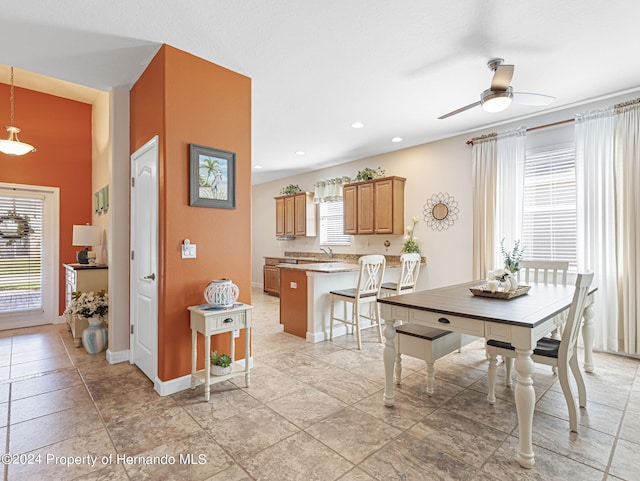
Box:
1;287;639;481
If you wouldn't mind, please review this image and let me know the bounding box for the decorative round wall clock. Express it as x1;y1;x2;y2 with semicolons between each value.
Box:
423;192;459;231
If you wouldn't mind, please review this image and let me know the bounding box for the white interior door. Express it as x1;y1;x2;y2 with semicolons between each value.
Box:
130;136;159;384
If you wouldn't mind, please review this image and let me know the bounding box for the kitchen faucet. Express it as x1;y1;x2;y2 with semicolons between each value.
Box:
320;247;333;259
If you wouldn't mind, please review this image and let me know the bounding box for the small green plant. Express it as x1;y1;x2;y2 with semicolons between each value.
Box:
354;167;385;181
501;238;525;273
279;184;302;195
210;351;232;368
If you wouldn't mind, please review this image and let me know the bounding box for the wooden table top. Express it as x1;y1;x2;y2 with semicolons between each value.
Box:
378;280;596;328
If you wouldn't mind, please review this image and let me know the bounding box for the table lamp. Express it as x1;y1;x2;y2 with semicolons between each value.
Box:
72;224;101;264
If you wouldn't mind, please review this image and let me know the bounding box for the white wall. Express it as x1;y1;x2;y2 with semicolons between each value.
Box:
251;89;640;293
92;90;110;264
107;86;131;357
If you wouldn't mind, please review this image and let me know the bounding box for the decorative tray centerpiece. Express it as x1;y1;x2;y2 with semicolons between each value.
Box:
469;284;531;300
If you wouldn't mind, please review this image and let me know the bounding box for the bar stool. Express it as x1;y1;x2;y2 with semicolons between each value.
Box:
329;254;386;350
380;252;422;297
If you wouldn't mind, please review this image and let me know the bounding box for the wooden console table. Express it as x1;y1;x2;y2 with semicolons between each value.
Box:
188;303;253;401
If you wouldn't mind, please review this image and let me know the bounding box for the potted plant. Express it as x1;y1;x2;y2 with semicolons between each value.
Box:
500;238;525;274
279;184;303;195
500;238;525;291
354;166;385;181
210;350;233;375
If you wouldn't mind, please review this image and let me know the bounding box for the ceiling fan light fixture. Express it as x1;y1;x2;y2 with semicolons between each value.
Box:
481;88;513;113
0;67;36;156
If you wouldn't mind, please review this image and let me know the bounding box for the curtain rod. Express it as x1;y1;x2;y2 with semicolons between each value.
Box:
466;118;574;146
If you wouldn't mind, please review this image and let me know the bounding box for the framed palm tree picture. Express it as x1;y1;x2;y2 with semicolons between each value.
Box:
189;144;236;209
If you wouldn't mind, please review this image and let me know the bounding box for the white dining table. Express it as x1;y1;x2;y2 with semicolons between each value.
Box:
378;280;596;469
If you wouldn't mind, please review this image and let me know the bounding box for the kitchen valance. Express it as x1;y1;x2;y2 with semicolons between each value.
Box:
313;176;351;203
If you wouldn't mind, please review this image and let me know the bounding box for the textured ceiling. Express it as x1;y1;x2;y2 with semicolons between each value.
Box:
1;1;639;184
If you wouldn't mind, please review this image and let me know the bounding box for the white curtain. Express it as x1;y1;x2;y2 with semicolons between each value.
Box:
614;102;640;354
576;101;640;354
472;128;526;279
472;135;497;279
495;128;526;265
313;176;351;203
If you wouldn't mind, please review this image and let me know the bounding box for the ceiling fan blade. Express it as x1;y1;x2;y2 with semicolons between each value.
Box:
512;92;555;106
438;100;482;119
491;64;514;90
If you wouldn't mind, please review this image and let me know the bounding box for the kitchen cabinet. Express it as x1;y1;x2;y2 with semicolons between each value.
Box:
275;197;286;236
63;263;108;347
263;258;285;296
279;268;308;338
343;176;405;235
274;192;316;238
263;257;322;296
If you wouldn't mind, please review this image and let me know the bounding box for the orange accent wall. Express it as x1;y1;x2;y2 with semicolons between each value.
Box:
130;45;252;382
0;84;92;315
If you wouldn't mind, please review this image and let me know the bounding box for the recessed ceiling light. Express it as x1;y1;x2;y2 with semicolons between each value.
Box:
351;122;364;129
391;137;403;143
254;165;263;169
295;151;305;155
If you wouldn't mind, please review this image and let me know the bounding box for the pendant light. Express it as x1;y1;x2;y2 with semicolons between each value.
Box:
0;67;36;156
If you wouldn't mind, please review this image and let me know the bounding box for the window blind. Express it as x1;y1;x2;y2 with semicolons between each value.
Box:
320;201;350;246
0;195;44;314
521;145;577;269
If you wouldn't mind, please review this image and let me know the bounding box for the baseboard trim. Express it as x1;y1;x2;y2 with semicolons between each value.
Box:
307;325;348;343
155;374;191;396
106;349;130;364
306;323;383;344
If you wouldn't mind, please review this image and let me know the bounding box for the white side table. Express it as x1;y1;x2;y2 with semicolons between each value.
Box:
188;303;253;401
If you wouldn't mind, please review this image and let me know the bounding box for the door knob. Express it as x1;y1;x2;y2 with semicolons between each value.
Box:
144;273;156;280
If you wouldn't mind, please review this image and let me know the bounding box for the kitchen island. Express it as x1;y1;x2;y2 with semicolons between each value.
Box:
278;261;402;342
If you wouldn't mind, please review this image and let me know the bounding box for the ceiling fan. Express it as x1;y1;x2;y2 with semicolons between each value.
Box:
438;58;554;119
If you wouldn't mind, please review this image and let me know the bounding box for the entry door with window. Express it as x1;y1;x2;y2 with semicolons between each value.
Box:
0;184;58;330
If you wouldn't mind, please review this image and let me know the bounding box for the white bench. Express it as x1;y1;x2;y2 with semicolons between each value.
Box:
395;323;466;396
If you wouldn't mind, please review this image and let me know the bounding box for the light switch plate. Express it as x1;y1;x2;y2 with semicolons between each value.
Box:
290;282;297;288
182;244;197;258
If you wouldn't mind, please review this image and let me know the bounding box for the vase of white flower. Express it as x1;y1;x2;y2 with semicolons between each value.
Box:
401;216;421;254
64;290;109;354
488;268;514;291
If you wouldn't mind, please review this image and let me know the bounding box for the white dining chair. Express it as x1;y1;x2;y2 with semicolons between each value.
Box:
380;252;421;297
329;254;386;350
520;260;569;286
486;272;594;432
519;260;570;374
